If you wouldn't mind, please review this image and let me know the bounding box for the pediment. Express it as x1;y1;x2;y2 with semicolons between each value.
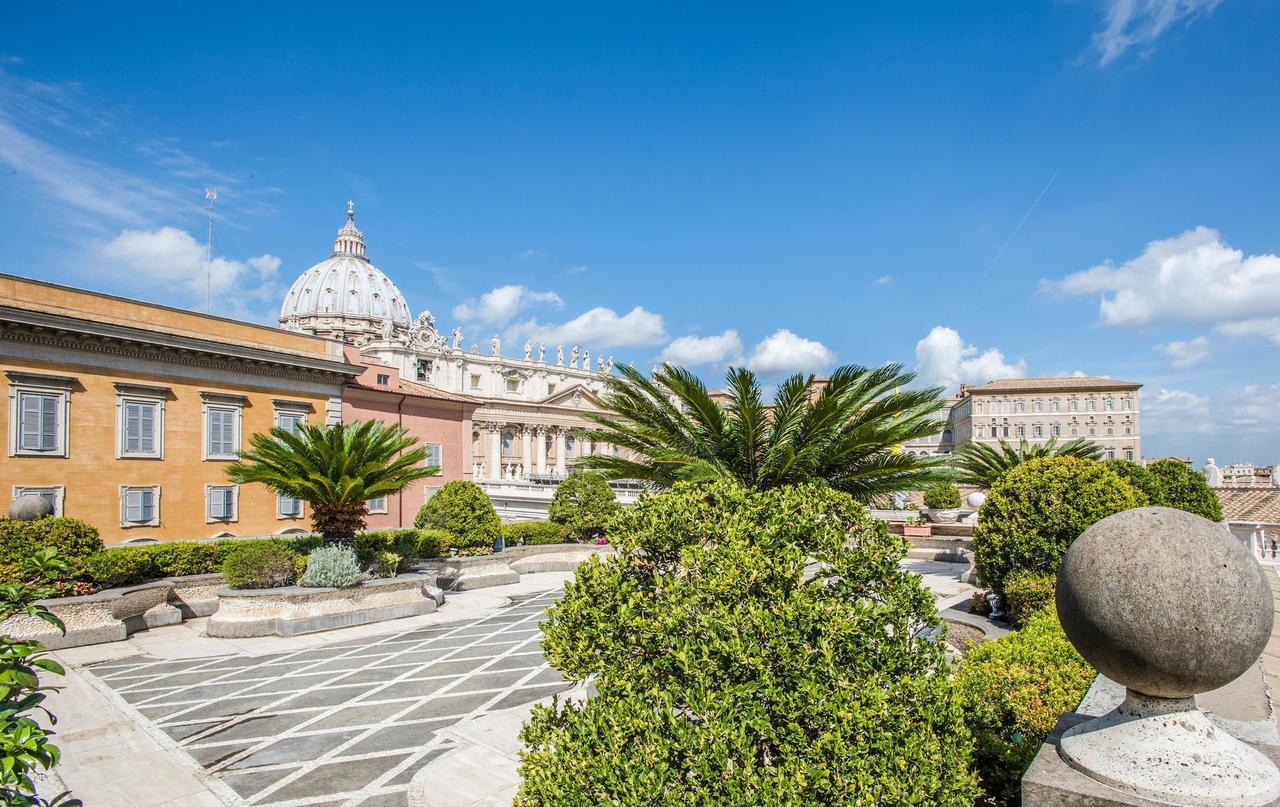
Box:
542;383;606;410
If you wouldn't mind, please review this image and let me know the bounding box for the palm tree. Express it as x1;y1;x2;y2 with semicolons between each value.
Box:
227;420;438;548
953;437;1103;488
576;362;952;502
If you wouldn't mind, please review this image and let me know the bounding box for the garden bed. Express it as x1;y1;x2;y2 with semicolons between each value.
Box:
205;573;438;638
418;544;613;591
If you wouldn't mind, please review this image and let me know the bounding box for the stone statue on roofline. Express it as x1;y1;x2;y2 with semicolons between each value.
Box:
597;355;605;372
523;339;533;360
538;342;546;362
556;345;565;366
417;310;436;332
582;349;590;371
451;327;463;350
491;335;501;356
381;317;396;340
1204;457;1224;488
569;344;580;368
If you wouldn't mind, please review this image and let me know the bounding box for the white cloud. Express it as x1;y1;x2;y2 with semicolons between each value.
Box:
747;329;835;375
567;264;588;275
1155;335;1211;368
659;330;744;367
96;227;282;318
1142;387;1215;436
873;275;893;286
1087;0;1222;66
1044;227;1280;344
509;306;667;349
913;326;1026;391
452;284;563;325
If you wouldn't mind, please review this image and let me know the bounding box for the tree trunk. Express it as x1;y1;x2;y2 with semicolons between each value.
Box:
310;501;367;549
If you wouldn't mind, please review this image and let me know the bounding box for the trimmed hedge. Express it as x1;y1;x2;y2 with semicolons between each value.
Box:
957;608;1095;805
1003;571;1056;629
501;522;567;546
0;517;103;583
414;481;500;549
973;457;1144;595
922;482;963;510
221;542;297;589
356;530;421;571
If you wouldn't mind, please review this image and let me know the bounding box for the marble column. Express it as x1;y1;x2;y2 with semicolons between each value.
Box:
554;427;567;476
521;427;533;478
535;426;548;475
487;424;502;482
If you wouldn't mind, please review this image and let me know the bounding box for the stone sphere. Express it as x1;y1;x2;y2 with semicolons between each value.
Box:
7;495;53;521
966;491;986;509
1056;507;1272;698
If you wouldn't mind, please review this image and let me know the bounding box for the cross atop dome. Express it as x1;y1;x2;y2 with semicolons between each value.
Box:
333;201;366;260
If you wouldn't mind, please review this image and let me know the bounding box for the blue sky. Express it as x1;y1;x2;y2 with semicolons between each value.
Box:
2;1;1279;463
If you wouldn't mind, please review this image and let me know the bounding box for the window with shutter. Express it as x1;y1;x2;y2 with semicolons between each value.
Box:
425;443;442;470
18;393;59;452
206;407;239;458
122;487;157;525
278;493;302;518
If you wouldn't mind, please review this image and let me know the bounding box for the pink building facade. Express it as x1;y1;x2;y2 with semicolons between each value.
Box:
341;347;478;529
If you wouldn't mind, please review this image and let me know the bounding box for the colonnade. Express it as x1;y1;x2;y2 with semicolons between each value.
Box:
471;422;604;481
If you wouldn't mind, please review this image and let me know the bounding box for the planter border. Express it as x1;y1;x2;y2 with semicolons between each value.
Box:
206;573;437;638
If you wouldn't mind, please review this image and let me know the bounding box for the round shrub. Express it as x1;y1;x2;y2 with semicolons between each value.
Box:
957;608;1095;804
1147;459;1223;521
221;542;297;589
518;481;978;805
973;457;1143;595
299;546;363;588
1105;459;1160;505
1002;571;1057;628
922;482;963;510
501;521;567;546
414;481;499;549
0;517;103;583
548;472;620;540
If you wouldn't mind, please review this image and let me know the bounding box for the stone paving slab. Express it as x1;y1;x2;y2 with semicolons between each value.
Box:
81;588;571;806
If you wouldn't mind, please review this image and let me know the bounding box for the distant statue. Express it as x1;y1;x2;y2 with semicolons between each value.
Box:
556;345;565;366
417;310;435;332
582;350;591;371
381;318;396;340
523;339;533;361
538;342;546;362
451;327;463;350
597;355;605;372
569;344;580;368
491;335;501;356
1204;458;1224;488
606;356;614;372
1273;464;1280;488
470;341;479;354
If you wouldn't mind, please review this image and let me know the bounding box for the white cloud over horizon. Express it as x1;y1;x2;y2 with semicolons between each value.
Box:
914;326;1025;391
508;306;667;350
452;284;563;325
1086;0;1222;66
747;329;835;375
659;330;745;367
1156;335;1211;368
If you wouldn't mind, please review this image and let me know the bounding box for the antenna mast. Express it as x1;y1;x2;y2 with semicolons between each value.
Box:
204;188;217;313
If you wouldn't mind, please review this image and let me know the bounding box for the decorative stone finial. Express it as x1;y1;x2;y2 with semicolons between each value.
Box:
8;495;53;521
1055;507;1280;805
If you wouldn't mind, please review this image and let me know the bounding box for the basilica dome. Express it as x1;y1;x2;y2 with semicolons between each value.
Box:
279;203;410;343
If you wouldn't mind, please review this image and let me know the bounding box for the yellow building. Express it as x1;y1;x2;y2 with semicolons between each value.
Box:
0;274;359;544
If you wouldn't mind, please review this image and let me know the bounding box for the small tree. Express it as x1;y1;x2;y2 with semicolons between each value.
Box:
922;481;963;510
973;457;1144;594
1148;459;1223;521
414;480;501;551
548;472;620;540
227;420;438;549
517;481;978;804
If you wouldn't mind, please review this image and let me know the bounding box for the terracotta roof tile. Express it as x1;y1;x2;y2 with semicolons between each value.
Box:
347;380;479;405
1216;487;1280;524
964;376;1141;393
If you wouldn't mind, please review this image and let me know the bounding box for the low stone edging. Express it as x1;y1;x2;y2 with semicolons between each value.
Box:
0;580;180;650
418;544;613;592
205;573;438;638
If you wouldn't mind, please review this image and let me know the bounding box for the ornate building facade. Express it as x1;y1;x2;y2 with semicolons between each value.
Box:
281;205;637;520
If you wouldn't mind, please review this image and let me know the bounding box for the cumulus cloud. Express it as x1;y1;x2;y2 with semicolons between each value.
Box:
1142;387;1215;437
96;226;282;318
747;329;835;375
453;284;563;325
1044;227;1280;345
1155;336;1211;368
509;306;667;349
1086;0;1222;66
913;326;1026;391
659;330;744;367
873;275;893;286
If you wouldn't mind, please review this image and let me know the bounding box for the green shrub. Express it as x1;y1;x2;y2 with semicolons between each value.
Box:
84;549;155;589
414;481;500;549
143;542;222;577
221;542;297;589
0;518;102;582
370;551;401;578
517;481;978;805
957;609;1095;805
299;546;363;588
355;530;421;570
501;522;566;546
922;482;963;510
416;529;450;559
1003;571;1057;628
1147;459;1223;521
548;472;620;540
1105;459;1160;505
973;457;1143;594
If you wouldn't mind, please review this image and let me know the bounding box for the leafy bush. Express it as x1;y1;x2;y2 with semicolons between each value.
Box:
973;457;1143;594
517;481;978;805
923;482;963;509
0;518;102;583
356;530;421;570
548;472;620;540
957;609;1095;805
0;549;82;807
1104;459;1160;505
1147;459;1223;521
299;546;363;588
1003;571;1057;628
221;542;297;589
501;522;567;546
143;541;222;577
370;551;401;578
84;549;154;589
416;529;450;559
414;481;500;549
